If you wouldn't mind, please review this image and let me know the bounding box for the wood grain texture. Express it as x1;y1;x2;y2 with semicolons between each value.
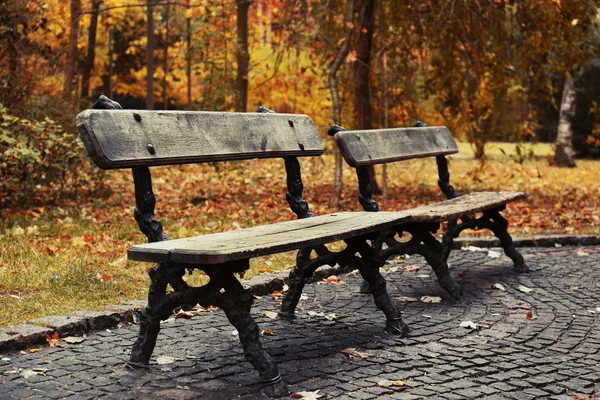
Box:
128;211;412;264
406;191;524;222
76;110;324;169
334;126;458;167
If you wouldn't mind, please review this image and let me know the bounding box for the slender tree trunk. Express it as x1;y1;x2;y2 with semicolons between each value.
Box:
64;0;82;100
107;30;113;98
146;0;155;109
81;0;101;99
328;0;355;209
186;0;192;107
379;0;388;206
354;0;381;194
163;0;169;110
236;0;250;112
554;78;577;167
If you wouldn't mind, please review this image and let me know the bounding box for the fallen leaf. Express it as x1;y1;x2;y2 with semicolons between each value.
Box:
175;310;197;319
554;242;562;248
307;311;318;317
488;250;502;258
263;311;278;319
402;265;420;272
463;245;486;252
397;296;419;303
421;296;442;303
205;306;219;312
526;311;537;320
9;294;23;300
101;274;113;282
325;313;337;321
156;356;176;365
46;333;61;348
577;250;589;256
271;290;283;300
62;336;85;344
324;275;344;285
300;293;308;301
517;285;534;293
282;284;289;292
71;236;87;247
341;348;369;359
31;368;47;373
347;269;360;276
377;379;406;387
492;283;506;291
261;329;274;336
231;329;239;336
291;390;324;399
422;314;432;319
12;226;25;236
460;321;479;329
380;267;399;273
21;370;42;378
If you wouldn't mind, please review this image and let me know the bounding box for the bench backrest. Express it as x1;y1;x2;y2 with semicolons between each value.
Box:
77;109;324;170
333;126;457;167
331;124;459;212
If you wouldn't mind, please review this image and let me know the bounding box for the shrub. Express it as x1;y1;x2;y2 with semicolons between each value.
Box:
0;103;91;207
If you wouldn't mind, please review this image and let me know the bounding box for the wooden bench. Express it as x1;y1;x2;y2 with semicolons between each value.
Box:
76;96;412;397
326;122;528;300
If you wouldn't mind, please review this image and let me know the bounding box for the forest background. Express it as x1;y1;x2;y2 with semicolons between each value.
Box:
1;0;600;326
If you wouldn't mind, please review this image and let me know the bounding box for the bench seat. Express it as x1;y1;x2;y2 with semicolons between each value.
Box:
405;191;524;223
128;211;412;264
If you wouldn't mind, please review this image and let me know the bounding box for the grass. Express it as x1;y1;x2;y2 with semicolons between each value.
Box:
1;141;599;327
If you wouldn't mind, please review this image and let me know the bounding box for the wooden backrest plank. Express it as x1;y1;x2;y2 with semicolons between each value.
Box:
334;126;458;167
77;110;324;169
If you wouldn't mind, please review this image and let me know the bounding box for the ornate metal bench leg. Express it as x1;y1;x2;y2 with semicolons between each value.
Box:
417;229;464;300
217;274;288;398
344;238;410;336
279;248;311;320
130;263;170;366
485;210;529;273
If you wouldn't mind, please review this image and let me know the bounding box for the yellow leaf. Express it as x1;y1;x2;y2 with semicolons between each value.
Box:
185;8;198;18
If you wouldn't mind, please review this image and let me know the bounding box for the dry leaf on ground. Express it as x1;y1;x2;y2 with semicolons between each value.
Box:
340;348;369;359
492;283;506;291
518;285;534;293
377;379;406;387
421;296;442;303
156;356;177;365
62;336;85;344
291;390;324;399
460;321;479;329
263;311;278;319
261;329;274;336
488;250;502;258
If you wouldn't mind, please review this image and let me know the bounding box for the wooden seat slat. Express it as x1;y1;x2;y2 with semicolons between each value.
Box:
334;126;458;167
127;211;412;264
406;191;524;222
77;110;324;169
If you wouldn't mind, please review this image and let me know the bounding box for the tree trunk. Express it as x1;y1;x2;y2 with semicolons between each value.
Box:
328;0;356;209
236;0;250;112
186;0;192;107
354;0;381;194
64;0;82;100
163;0;169;110
81;0;101;99
146;0;155;110
379;0;388;206
554;78;577;167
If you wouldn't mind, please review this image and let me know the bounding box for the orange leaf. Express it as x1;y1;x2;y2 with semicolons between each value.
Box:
83;234;95;243
101;274;113;282
526;311;533;320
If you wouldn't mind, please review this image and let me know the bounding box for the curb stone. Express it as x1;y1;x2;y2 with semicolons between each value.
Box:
1;234;598;353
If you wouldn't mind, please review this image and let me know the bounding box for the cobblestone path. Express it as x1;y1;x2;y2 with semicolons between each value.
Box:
1;246;599;399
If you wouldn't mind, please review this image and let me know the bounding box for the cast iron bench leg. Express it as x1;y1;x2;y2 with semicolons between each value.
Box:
130;263;170;365
344;237;410;335
484;210;530;273
414;228;464;301
213;272;289;398
279;247;337;319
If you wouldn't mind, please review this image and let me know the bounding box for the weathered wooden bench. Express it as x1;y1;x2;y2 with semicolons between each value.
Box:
326;122;528;300
76;96;411;397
